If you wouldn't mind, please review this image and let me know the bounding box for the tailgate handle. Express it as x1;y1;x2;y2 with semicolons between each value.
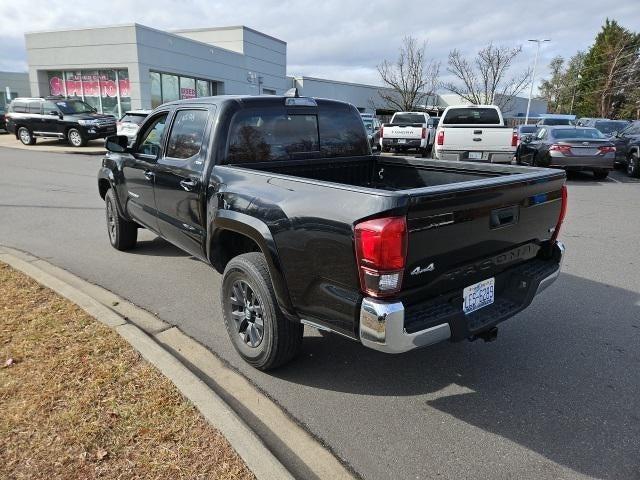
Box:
490;206;519;229
474;130;482;134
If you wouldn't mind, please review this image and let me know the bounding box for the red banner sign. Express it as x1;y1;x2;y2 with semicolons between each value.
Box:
49;75;130;98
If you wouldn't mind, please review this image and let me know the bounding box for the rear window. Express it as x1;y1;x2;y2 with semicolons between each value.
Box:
120;114;147;124
552;128;605;139
541;118;573;126
226;106;368;163
518;125;537;134
443;108;500;125
393;113;425;124
227;110;320;163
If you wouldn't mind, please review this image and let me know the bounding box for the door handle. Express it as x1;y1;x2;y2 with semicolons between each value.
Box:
179;179;199;191
144;170;154;181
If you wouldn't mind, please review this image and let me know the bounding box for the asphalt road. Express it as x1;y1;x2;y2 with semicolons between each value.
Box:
1;145;639;480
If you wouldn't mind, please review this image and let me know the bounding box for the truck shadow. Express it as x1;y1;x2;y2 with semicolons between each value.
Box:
274;273;640;479
133;236;192;258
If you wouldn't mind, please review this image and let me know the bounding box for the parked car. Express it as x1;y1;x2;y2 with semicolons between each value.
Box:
518;126;615;179
380;111;430;156
5;97;116;147
98;93;566;370
514;125;539;163
360;113;381;151
0;107;6;131
536;117;575;126
611;120;640;177
576;117;598;126
117;110;151;145
425;116;440;149
580;118;630;137
433;105;517;163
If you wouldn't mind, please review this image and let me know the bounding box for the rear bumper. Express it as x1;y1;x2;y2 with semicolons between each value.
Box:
359;241;565;354
382;138;426;149
549;152;614;169
435;149;514;163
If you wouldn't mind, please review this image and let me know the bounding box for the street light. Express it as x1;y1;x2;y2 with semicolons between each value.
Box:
525;39;550;125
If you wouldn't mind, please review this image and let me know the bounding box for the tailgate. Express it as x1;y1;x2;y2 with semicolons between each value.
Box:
384;124;423;139
402;169;565;300
441;127;514;151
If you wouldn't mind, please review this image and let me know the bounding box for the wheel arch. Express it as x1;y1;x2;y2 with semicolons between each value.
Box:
209;211;296;319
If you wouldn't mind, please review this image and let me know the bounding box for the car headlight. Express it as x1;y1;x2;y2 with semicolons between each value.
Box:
78;119;99;126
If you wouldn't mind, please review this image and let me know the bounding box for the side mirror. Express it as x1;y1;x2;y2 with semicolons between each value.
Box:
611;131;619;138
48;110;59;116
105;135;129;153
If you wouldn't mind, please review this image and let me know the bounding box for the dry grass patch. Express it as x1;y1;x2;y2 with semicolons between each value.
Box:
0;262;254;480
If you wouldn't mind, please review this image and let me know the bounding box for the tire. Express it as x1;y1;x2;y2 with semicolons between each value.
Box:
17;126;36;145
627;152;640;178
593;169;609;180
221;252;303;370
67;127;87;147
105;188;138;250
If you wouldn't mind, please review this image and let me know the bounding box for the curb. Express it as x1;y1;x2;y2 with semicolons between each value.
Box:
0;246;294;480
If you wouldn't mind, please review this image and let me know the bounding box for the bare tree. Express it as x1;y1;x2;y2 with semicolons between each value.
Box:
443;43;531;110
377;37;440;111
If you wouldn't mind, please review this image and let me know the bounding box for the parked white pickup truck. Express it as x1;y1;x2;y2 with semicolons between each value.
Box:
381;111;430;156
433;105;517;163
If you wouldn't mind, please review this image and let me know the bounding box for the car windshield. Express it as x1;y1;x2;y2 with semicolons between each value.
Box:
393;114;425;124
594;120;630;134
552;128;605;140
362;119;374;133
55;100;96;114
120;114;147;124
542;118;573;126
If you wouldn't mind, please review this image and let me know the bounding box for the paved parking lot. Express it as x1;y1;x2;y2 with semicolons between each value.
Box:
1;147;638;480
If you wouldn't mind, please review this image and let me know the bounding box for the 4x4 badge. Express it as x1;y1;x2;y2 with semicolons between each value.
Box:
411;263;435;275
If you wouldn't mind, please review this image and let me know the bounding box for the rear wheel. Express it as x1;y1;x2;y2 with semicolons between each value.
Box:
105;188;138;250
67;128;87;147
222;252;303;370
627;152;640;178
593;169;609;180
18;127;36;145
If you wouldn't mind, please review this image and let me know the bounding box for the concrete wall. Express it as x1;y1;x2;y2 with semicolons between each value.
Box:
0;71;30;108
437;93;548;118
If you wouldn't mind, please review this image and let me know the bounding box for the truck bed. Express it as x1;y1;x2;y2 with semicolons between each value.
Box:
242;155;505;191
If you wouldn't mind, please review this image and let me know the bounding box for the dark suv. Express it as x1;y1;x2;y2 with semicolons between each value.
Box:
5;97;116;147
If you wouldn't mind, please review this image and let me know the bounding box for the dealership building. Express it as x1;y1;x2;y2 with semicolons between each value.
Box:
18;23;547;120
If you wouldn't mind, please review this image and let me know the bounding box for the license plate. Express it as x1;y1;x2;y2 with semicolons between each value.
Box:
468;152;482;159
463;278;495;314
398;139;407;144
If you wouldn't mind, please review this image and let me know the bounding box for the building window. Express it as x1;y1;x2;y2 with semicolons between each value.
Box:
161;74;179;103
196;79;210;98
46;68;130;117
150;72;162;109
179;77;196;100
262;88;276;95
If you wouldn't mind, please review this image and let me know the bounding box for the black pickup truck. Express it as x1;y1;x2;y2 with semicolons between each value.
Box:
98;93;567;370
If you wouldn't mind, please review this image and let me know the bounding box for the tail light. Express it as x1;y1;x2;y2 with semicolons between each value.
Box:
380;126;384;138
598;145;615;153
437;130;444;146
354;216;407;297
551;185;568;243
511;130;518;147
421;127;426;139
549;144;572;154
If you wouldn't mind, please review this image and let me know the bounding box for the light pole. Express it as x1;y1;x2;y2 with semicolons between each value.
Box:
525;39;550;124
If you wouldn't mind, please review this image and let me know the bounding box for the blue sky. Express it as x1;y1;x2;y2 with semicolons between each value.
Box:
2;0;639;92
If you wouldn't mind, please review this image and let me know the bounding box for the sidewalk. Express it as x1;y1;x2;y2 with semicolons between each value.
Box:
0;132;105;155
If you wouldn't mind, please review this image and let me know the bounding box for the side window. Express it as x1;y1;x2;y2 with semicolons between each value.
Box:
42;101;58;115
11;101;26;113
27;102;42;114
163;109;209;170
136;113;169;157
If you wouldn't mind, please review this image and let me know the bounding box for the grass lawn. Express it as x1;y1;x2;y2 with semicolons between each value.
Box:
0;262;254;480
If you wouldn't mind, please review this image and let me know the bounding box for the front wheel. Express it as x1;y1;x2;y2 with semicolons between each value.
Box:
627;152;640;178
67;128;87;147
105;188;138;250
222;252;303;370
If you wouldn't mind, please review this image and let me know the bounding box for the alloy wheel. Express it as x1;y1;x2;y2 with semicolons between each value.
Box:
19;128;30;144
229;280;264;348
69;130;82;147
106;199;116;243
